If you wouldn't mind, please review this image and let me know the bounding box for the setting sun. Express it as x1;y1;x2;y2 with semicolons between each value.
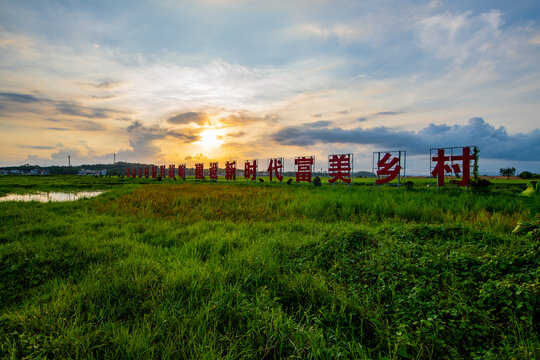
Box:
196;128;225;148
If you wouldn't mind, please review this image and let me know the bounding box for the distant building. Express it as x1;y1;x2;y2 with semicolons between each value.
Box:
78;169;107;176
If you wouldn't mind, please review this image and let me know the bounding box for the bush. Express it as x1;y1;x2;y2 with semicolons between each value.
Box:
469;178;491;193
313;176;322;187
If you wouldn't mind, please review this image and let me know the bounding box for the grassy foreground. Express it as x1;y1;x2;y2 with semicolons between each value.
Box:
0;176;538;359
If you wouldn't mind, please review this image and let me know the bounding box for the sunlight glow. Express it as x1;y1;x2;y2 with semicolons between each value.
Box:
196;128;225;148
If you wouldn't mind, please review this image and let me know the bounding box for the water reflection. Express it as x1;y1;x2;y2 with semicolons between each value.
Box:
0;191;104;202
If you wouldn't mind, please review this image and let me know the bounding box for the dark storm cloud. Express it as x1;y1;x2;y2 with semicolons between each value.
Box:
357;117;367;122
168;111;206;125
272;117;540;161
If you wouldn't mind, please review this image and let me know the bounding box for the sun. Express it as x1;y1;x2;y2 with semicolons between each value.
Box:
196;128;225;148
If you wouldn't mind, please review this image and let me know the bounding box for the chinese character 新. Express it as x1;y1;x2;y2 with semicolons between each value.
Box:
225;161;236;181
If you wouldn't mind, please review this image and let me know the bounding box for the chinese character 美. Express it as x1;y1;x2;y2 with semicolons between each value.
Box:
328;154;352;184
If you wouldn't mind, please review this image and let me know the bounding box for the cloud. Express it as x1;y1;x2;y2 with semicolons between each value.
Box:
337;110;349;114
0;92;42;103
357;117;367;122
126;120;199;143
375;111;403;116
301;120;332;128
19;145;56;150
47;127;70;131
227;131;245;138
168;111;206;125
311;114;322;118
272;117;540;161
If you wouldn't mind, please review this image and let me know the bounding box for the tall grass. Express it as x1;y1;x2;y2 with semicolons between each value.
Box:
0;177;537;359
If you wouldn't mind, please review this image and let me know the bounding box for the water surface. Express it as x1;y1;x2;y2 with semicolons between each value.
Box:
0;191;104;202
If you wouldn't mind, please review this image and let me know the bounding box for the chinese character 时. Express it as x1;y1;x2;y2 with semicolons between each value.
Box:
210;162;218;181
144;167;149;179
328;154;352;184
295;156;314;183
431;149;452;187
195;163;204;180
168;165;175;179
225;161;236;181
132;168;137;178
268;158;284;182
160;165;166;179
376;153;401;185
178;164;186;180
152;166;157;179
244;160;257;181
451;147;475;186
126;168;131;177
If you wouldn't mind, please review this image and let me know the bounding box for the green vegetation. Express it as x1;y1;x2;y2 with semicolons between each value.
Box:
0;176;538;359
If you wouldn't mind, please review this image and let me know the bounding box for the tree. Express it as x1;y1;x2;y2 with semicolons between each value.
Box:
499;167;516;179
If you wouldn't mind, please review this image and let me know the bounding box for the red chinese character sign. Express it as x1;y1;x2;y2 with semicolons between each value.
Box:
373;151;405;186
430;146;476;187
178;164;186;180
168;165;175;179
126;168;130;177
132;168;137;178
144;167;149;179
295;156;314;183
267;158;284;182
195;163;204;180
152;166;157;179
225;161;236;181
210;162;218;181
244;160;257;181
328;154;352;184
160;165;166;179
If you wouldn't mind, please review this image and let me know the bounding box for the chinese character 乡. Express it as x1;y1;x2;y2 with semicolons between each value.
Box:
376;153;401;185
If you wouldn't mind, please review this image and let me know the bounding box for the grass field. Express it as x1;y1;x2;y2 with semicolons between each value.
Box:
0;175;538;359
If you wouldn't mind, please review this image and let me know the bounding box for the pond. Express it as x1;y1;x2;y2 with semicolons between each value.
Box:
0;191;104;202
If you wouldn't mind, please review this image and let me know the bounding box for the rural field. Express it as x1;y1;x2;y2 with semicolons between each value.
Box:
0;175;538;359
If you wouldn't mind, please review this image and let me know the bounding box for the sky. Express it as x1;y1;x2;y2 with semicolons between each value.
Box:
0;0;539;174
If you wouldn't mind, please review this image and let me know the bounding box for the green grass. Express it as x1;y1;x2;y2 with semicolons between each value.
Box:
0;176;538;359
